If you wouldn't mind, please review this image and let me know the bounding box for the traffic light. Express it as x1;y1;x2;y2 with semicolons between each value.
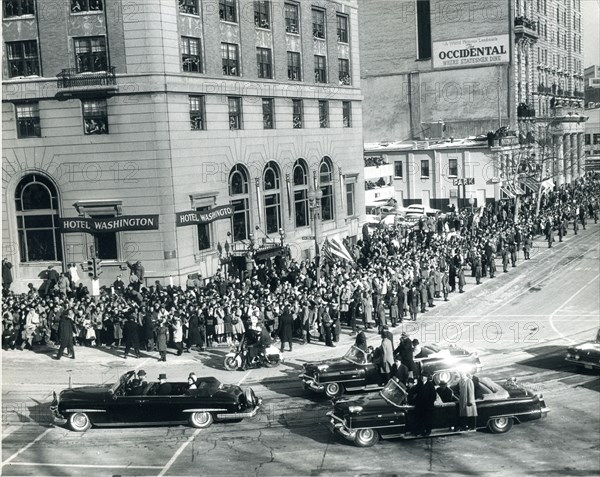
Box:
87;258;102;279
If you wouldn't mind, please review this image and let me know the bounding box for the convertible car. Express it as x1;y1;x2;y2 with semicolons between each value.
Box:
565;329;600;370
300;344;482;398
328;376;550;447
51;371;261;432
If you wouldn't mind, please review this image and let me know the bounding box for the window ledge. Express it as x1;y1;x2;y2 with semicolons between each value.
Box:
286;32;301;37
4;14;35;20
421;176;430;179
255;27;271;31
70;11;103;15
179;12;200;18
416;58;432;62
220;20;239;26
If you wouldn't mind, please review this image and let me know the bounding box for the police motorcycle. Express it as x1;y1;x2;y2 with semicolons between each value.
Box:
223;342;282;370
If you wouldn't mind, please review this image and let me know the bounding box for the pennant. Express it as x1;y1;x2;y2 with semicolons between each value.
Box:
255;178;262;225
286;174;292;219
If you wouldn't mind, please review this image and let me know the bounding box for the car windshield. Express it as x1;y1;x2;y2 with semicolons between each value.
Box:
344;346;368;365
112;371;135;394
420;344;442;357
380;379;408;407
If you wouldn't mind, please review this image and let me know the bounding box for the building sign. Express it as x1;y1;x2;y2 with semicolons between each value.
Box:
433;35;509;69
60;215;159;233
176;205;234;227
452;178;475;186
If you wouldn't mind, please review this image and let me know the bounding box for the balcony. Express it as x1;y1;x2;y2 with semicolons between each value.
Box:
56;67;118;96
514;16;538;41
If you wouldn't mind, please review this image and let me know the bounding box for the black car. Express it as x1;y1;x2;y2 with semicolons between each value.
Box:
300;344;482;398
51;371;261;432
566;329;600;370
328;376;550;447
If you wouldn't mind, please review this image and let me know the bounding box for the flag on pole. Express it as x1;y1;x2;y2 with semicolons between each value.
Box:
540;178;555;195
255;178;262;225
322;237;355;262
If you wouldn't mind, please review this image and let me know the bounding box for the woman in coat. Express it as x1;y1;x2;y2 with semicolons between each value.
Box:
156;321;169;362
458;373;478;430
379;331;395;383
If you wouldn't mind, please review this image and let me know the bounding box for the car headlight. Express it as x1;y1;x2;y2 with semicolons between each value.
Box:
317;365;329;371
575;355;581;360
566;353;572;358
348;406;363;414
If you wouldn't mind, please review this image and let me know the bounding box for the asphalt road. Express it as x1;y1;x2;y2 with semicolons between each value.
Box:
2;224;599;477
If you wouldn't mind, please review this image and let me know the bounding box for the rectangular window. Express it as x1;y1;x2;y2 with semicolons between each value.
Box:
346;182;355;217
231;198;249;241
254;0;270;28
416;0;432;59
4;0;35;17
448;158;458;177
91;214;118;260
294;190;308;227
319;100;329;128
312;8;325;39
82;99;108;135
421;159;430;178
221;43;239;76
196;206;212;251
262;98;274;129
342;101;352;127
179;0;199;15
593;133;600;145
189;95;205;130
284;2;299;33
394;161;403;179
15;103;41;138
292;99;303;128
264;193;281;234
74;36;107;73
314;55;327;83
228;97;242;130
287;51;301;80
337;14;348;43
219;0;236;22
256;47;272;79
71;0;103;13
181;37;202;73
6;40;39;77
584;134;591;145
338;58;350;85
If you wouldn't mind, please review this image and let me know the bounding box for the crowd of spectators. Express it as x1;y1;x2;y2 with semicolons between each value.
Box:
2;174;599;360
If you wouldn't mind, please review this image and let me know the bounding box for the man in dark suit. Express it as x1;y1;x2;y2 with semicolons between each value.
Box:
55;310;76;359
128;370;148;396
278;306;294;352
123;315;141;359
413;374;437;436
156;374;172;395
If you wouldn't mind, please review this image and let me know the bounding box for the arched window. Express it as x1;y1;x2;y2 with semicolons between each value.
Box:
292;159;309;228
15;174;63;262
319;157;334;221
263;161;282;234
229;164;250;241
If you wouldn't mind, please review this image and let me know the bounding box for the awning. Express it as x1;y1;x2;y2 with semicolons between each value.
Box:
519;176;539;193
500;186;515;199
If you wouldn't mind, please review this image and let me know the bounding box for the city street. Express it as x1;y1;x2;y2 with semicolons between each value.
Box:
2;225;599;477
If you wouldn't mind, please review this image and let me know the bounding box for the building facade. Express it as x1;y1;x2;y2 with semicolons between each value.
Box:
584;106;600;172
2;0;364;292
584;65;600;106
358;0;586;190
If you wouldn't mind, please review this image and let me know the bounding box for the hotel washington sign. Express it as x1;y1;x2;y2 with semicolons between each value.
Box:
176;205;234;227
60;215;159;233
432;35;510;69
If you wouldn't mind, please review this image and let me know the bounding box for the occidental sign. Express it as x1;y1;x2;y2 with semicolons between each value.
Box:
432;35;509;69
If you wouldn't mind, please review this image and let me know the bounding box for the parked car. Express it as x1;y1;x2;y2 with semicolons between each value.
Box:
51;371;261;432
300;344;482;398
328;376;550;447
565;329;600;370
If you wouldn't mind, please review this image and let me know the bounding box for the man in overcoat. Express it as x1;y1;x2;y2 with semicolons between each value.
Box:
55;310;76;360
458;372;478;430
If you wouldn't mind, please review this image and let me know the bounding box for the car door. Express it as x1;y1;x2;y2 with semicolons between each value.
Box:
431;401;460;430
363;362;385;386
103;394;145;424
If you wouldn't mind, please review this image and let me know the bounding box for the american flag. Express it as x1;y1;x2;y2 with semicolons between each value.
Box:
322;237;355;263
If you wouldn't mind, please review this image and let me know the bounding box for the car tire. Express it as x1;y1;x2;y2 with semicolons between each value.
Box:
488;417;513;434
325;383;343;398
189;411;214;429
68;412;91;432
354;428;380;447
224;356;241;371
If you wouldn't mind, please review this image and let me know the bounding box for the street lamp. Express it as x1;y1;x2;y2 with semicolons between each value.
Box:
308;186;323;280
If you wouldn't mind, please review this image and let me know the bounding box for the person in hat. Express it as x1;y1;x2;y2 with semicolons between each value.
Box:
155;373;172;395
123;315;141;359
413;373;437;436
187;372;198;390
128;370;148;395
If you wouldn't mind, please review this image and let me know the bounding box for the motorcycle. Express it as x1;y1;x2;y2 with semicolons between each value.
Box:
224;344;282;370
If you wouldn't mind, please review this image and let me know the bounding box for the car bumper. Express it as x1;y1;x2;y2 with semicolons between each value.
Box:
540;407;551;418
217;399;262;420
327;411;356;441
565;357;600;369
50;405;67;425
299;374;325;393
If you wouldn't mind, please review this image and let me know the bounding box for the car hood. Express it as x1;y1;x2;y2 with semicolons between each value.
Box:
568;341;600;353
305;358;357;374
333;392;395;415
59;384;113;401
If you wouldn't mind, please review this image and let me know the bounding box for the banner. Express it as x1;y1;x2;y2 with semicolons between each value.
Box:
433;35;509;69
176;205;234;227
60;215;159;233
